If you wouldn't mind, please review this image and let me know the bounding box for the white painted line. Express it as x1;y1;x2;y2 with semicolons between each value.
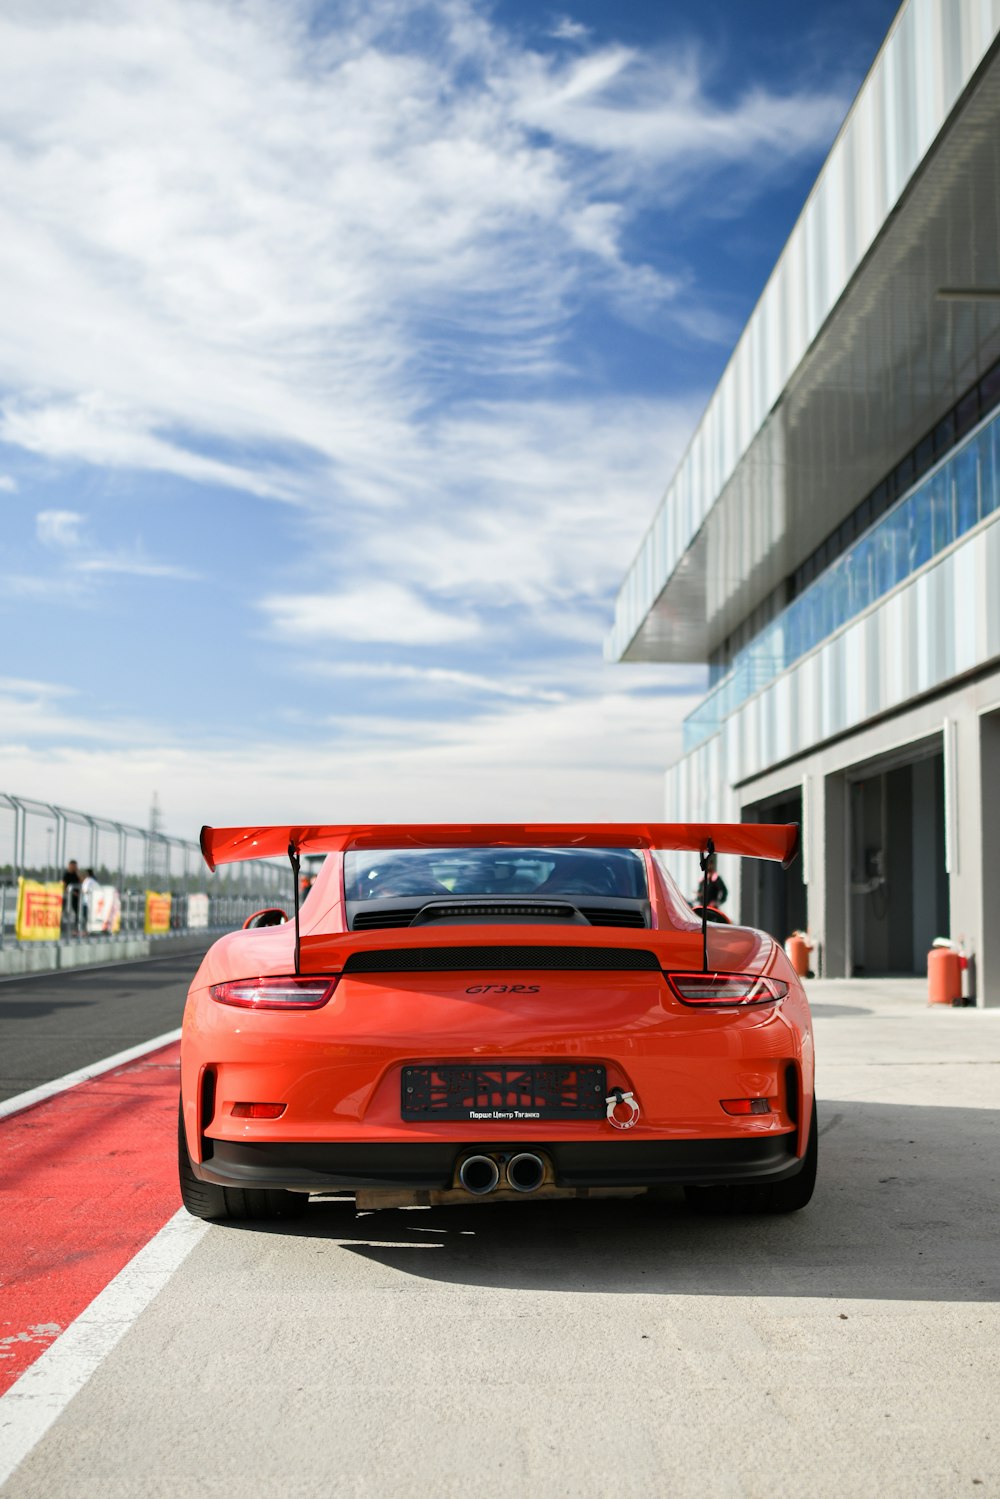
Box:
0;1029;182;1121
0;1210;208;1488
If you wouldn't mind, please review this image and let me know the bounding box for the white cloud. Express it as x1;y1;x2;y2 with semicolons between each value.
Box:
549;17;590;43
0;0;845;514
0;671;705;831
509;45;846;183
3;398;295;501
0;676;77;698
36;509;85;548
0;0;842;802
308;661;567;703
75;556;202;581
261;583;479;645
0;475;17;492
31;507;200;586
0;573;71;600
318;394;702;651
0;676;160;747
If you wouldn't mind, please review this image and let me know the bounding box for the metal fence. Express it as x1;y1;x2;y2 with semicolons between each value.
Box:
0;884;284;946
0;793;290;946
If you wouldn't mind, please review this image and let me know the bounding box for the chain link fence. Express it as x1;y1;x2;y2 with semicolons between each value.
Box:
0;794;288;946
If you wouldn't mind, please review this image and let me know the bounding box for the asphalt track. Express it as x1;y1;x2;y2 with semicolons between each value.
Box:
0;948;208;1103
1;978;998;1497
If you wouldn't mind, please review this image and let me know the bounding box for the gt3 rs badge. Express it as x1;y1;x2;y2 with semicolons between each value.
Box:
465;983;540;994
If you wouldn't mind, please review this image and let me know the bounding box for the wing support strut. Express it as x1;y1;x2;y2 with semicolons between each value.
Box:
698;836;715;973
288;842;301;975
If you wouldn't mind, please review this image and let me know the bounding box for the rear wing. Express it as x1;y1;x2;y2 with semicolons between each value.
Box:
200;822;799;871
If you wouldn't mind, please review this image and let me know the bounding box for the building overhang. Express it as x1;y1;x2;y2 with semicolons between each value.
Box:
608;4;1000;665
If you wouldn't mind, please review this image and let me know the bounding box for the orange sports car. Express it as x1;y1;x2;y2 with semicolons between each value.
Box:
179;822;816;1222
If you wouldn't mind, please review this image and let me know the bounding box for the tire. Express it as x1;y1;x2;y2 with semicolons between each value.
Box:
684;1100;818;1216
177;1100;308;1223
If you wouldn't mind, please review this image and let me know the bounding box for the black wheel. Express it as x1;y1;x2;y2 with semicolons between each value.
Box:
684;1100;818;1216
178;1100;308;1222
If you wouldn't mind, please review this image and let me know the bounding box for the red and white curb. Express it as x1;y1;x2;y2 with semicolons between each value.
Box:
0;1210;208;1488
0;1028;182;1122
0;1029;199;1485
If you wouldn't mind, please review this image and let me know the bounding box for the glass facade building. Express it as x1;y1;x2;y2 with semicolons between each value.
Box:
607;0;1000;1002
685;399;1000;752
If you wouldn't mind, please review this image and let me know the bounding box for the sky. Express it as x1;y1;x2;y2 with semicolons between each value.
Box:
0;0;900;837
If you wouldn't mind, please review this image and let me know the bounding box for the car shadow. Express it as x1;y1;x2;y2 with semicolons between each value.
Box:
0;998;98;1020
243;1098;1000;1304
808;1003;874;1017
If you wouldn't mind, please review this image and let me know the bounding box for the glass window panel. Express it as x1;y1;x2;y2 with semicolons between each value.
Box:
683;410;1000;746
928;470;953;554
873;523;893;595
875;506;906;593
908;483;932;570
830;557;850;632
981;419;1000;519
849;536;873;614
821;566;837;639
786;597;802;664
954;440;979;535
893;505;910;587
798;589;817;657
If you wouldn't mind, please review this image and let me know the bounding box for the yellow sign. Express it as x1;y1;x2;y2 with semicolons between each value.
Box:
144;890;172;935
15;878;64;941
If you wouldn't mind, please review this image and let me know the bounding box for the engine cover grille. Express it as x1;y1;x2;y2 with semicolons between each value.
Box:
342;945;661;973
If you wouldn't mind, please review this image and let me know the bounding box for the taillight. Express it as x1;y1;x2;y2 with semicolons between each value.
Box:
721;1098;774;1115
666;972;788;1007
209;976;338;1010
231;1102;287;1119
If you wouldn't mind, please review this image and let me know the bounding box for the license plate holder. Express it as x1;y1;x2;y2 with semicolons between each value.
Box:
401;1063;607;1122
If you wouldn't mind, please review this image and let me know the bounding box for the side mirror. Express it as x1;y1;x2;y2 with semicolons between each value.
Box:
242;908;289;930
690;903;732;926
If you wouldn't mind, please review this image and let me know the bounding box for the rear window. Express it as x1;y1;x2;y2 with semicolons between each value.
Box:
344;847;646;901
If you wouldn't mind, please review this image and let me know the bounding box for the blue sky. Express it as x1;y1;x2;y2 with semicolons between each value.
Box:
0;0;899;833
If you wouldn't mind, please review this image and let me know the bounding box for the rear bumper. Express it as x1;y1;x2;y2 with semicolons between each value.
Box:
193;1134;804;1191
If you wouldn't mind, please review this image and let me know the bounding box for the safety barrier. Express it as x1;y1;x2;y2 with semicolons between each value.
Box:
0;792;288;950
0;884;281;948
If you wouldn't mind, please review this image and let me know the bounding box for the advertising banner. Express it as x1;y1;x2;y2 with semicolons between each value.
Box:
144;890;172;935
88;885;122;935
187;892;210;929
15;878;64;941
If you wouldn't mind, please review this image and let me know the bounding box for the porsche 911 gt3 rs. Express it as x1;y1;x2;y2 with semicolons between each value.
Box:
178;821;816;1222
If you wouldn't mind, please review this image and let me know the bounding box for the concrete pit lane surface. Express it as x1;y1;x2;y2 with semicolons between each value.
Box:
1;978;998;1498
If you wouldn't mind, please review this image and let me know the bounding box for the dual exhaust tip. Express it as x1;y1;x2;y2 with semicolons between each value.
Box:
458;1152;546;1196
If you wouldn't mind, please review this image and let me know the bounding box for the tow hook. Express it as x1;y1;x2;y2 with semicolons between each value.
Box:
606;1088;640;1130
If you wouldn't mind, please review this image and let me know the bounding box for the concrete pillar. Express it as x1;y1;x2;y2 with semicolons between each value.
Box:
817;771;850;977
976;709;1000;1006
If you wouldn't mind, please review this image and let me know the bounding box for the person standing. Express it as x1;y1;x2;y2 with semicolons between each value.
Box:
696;855;728;910
62;859;82;935
80;868;99;936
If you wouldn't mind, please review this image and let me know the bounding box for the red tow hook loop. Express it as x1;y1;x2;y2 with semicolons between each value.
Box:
606;1088;640;1130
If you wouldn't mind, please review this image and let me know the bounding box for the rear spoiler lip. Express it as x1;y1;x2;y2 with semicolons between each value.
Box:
288;923;769;970
200;822;799;871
